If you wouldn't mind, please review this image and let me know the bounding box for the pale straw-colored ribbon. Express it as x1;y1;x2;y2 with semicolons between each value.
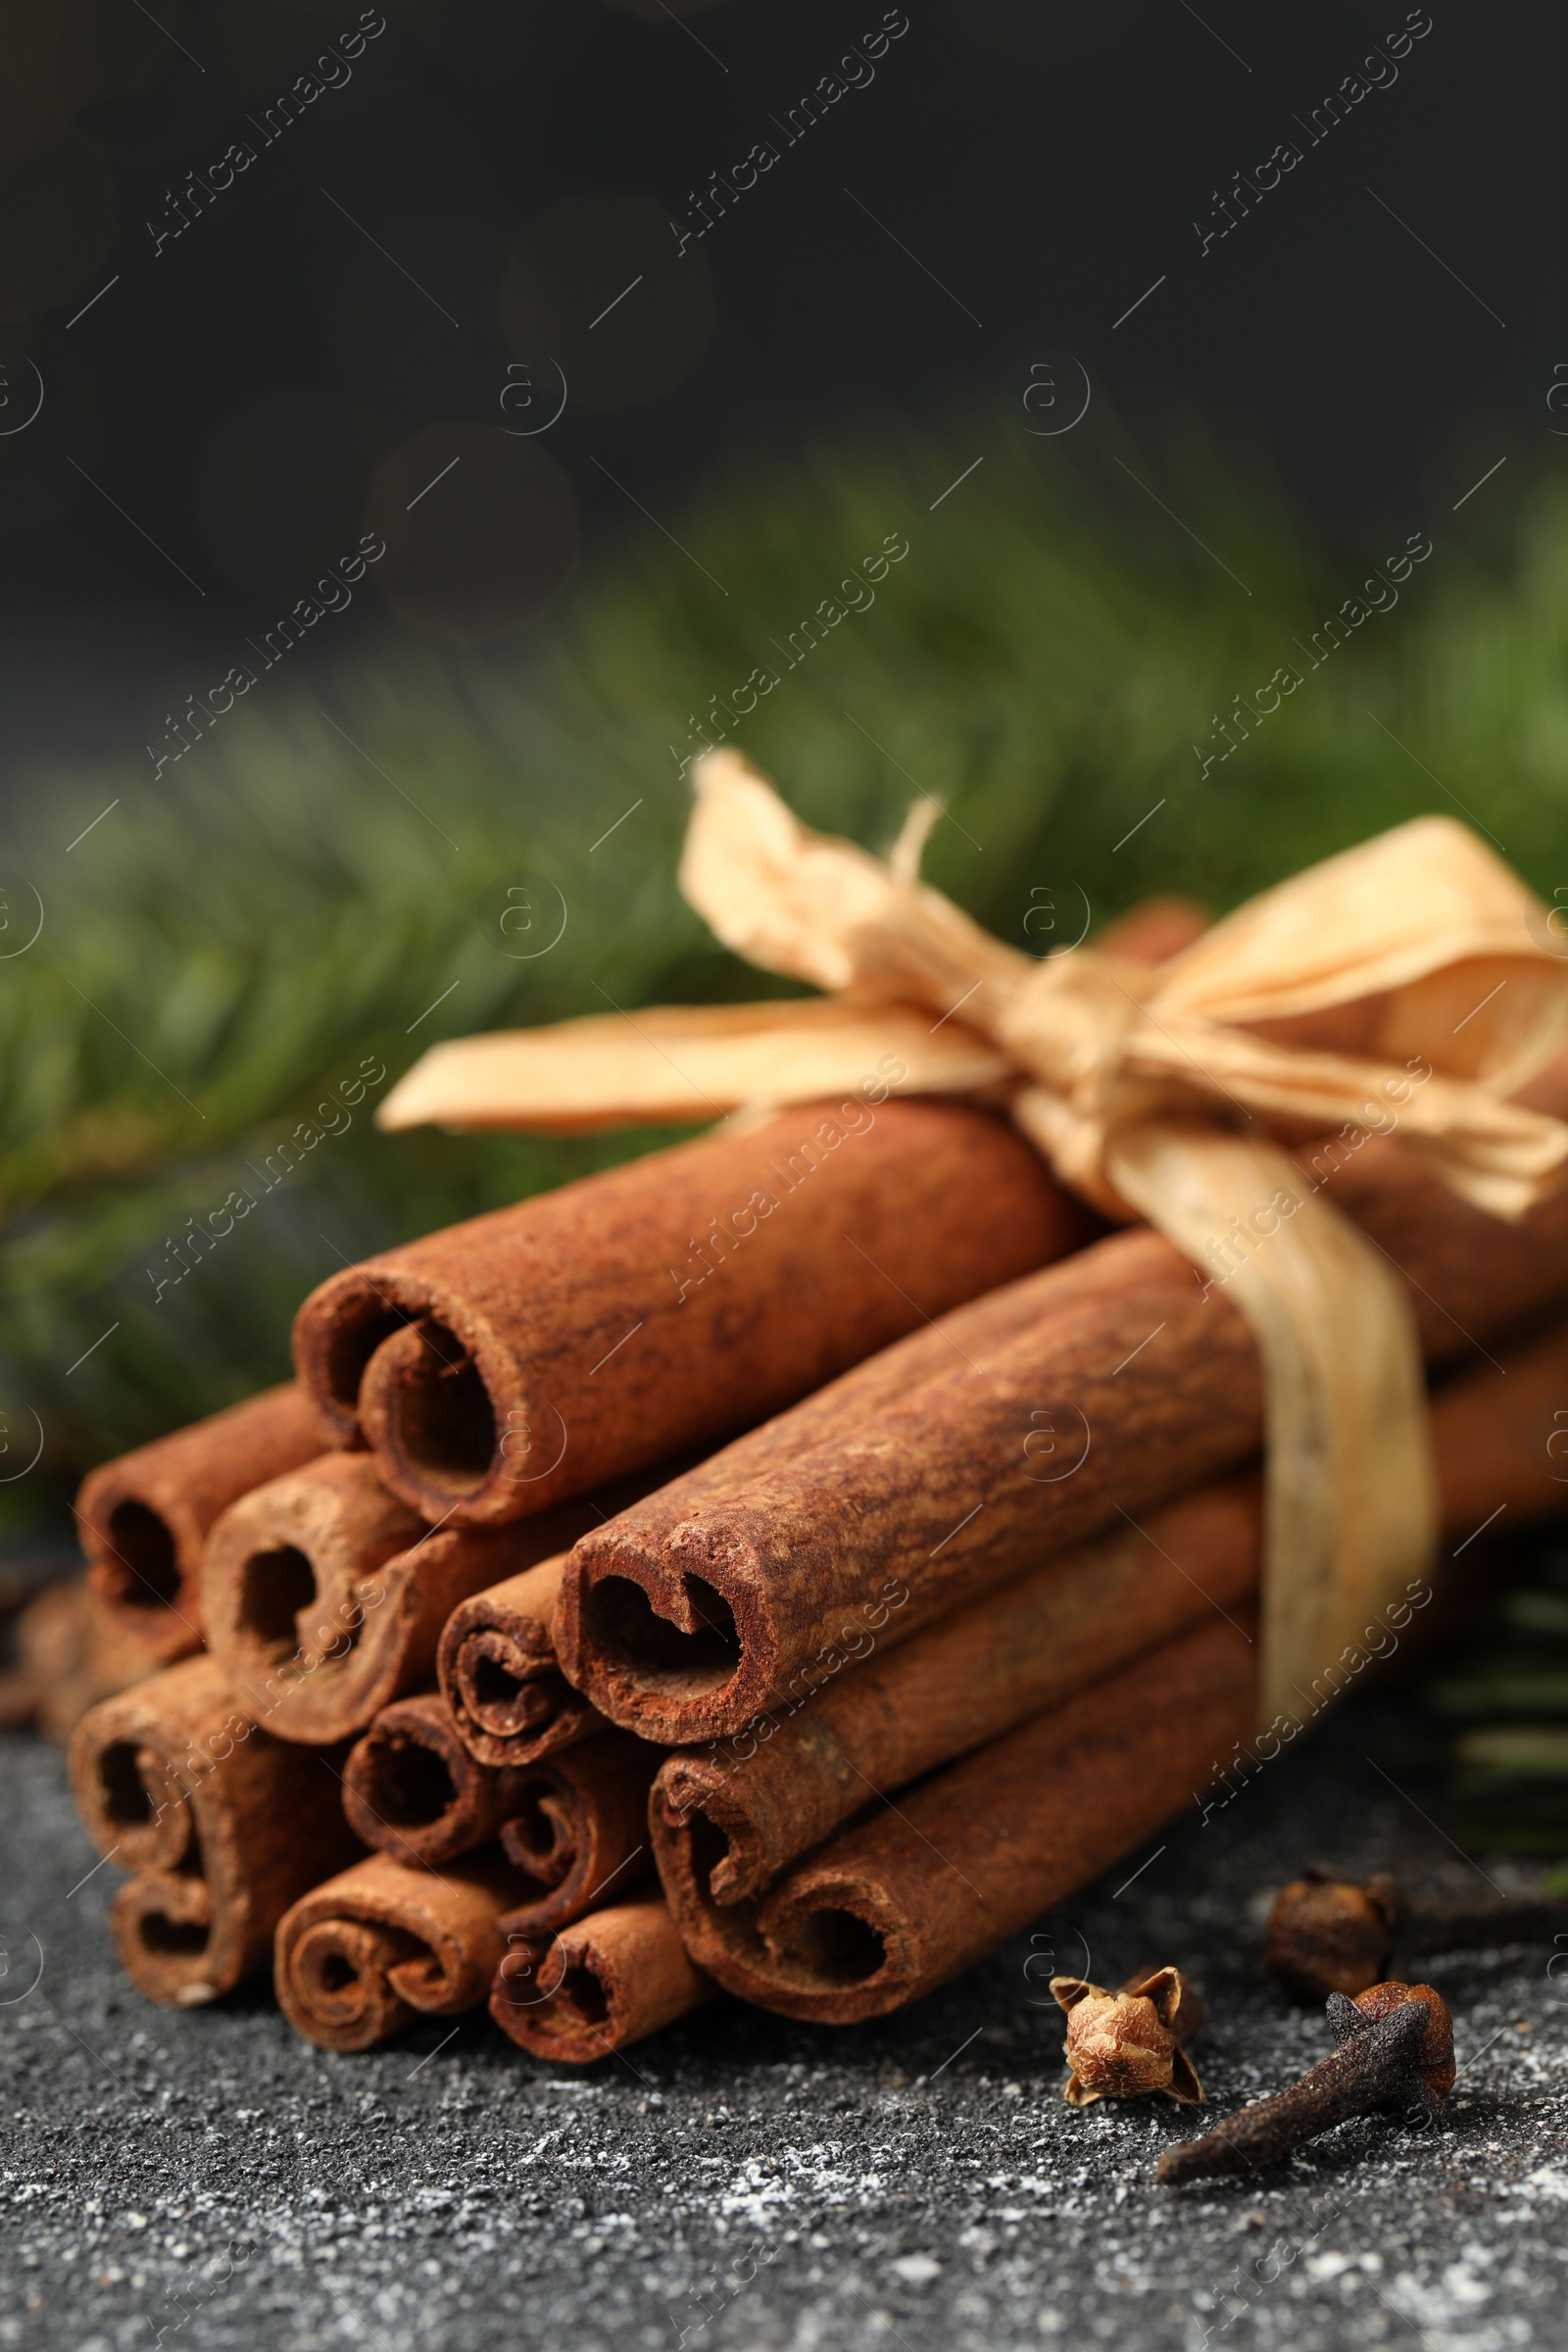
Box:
384;748;1568;1719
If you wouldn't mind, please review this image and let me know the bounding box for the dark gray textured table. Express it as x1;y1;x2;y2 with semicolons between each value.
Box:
3;1689;1565;2352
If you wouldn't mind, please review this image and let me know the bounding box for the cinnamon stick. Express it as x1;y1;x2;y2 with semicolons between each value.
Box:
341;1693;661;1905
654;1479;1260;1918
68;1655;362;2007
653;1322;1568;1977
437;1554;598;1769
561;1083;1568;1743
76;1383;323;1663
3;1576;155;1742
273;1847;521;2051
436;1272;1091;1771
489;1892;714;2064
201;1454;620;1744
292;1098;1085;1526
342;1690;517;1866
664;1616;1255;2024
493;1729;663;1939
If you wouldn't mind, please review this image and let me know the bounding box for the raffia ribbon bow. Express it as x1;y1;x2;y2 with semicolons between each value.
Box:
384;749;1568;1719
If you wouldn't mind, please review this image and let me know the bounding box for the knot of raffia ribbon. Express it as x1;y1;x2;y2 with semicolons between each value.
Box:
382;747;1568;1721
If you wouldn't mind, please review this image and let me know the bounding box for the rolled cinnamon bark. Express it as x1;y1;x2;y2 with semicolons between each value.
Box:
202;1454;617;1744
342;1695;660;1903
273;1846;520;2051
76;1384;323;1664
4;1575;156;1742
561;1088;1568;1743
293;1098;1085;1525
437;1273;1083;1771
494;1729;663;1938
489;1892;714;2063
654;1479;1260;1917
653;1320;1568;1961
438;1554;600;1770
342;1690;517;1866
678;1618;1253;2024
68;1655;362;2007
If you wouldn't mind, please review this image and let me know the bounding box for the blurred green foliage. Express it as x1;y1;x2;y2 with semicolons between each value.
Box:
7;411;1568;1507
1427;1538;1568;1855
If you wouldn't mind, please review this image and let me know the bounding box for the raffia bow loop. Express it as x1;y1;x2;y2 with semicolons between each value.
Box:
678;746;1022;1010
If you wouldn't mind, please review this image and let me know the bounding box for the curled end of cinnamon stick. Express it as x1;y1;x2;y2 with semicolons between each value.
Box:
282;1914;424;2052
202;1454;428;1742
111;1873;224;2008
81;1496;199;1662
494;1729;662;1938
291;1269;412;1449
77;1384;331;1657
343;1691;510;1866
650;1730;855;1912
437;1555;604;1769
274;1848;518;2052
454;1630;561;1738
649;1760;909;2019
488;1893;713;2063
359;1315;522;1522
556;1517;780;1745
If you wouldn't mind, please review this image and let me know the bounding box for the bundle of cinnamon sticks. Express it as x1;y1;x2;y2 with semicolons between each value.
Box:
65;902;1568;2064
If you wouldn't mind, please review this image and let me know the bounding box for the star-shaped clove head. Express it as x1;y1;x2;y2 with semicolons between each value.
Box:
1051;1966;1204;2106
1264;1866;1401;2001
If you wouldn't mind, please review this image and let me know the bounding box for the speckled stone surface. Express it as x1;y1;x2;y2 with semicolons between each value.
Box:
2;1686;1564;2352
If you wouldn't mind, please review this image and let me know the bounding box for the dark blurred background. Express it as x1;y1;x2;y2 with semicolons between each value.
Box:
0;0;1556;726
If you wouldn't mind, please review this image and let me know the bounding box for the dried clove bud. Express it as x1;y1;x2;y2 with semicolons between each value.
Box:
1264;1867;1401;2000
1266;1863;1568;2001
1051;1966;1204;2106
1157;1980;1453;2186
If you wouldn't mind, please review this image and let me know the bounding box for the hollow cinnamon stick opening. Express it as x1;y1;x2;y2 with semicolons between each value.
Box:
201;1452;426;1743
201;1456;615;1744
274;1847;522;2051
444;1263;1097;1771
293;1099;1085;1524
493;1728;663;1938
76;1384;324;1663
437;1554;597;1767
561;1226;1261;1742
68;1654;363;2007
562;1070;1568;1745
342;1691;515;1867
489;1892;714;2063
